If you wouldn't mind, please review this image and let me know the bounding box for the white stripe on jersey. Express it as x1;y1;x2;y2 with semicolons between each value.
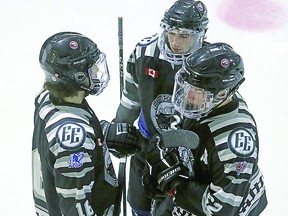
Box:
227;176;249;184
45;111;89;128
49;137;96;156
56;181;94;200
135;45;142;60
145;39;157;57
208;115;256;133
210;183;243;207
125;72;139;88
39;102;55;120
37;90;48;104
223;161;253;175
55;105;93;119
217;148;238;161
120;93;141;109
62;167;94;178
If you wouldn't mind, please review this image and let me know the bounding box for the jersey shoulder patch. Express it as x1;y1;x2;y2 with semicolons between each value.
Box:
56;121;86;150
227;127;255;157
150;94;175;133
137;33;158;47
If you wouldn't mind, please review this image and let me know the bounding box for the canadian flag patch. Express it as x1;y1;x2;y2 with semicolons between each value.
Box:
145;68;159;78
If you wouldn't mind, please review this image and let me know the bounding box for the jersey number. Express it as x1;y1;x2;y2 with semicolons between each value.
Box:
32;149;46;202
76;201;94;216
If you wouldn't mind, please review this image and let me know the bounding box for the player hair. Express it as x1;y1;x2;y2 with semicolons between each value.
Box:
44;82;80;103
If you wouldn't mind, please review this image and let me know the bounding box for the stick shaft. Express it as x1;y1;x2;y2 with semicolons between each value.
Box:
114;16;127;216
118;17;124;99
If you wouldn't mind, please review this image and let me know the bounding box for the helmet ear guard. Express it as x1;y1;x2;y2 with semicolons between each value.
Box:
74;72;88;85
229;77;245;96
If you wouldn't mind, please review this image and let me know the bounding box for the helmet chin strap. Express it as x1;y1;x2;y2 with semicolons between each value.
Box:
197;88;231;119
228;77;245;98
210;77;245;112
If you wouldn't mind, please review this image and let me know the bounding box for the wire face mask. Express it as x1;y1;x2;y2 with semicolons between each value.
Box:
157;23;205;65
172;68;214;119
88;52;110;95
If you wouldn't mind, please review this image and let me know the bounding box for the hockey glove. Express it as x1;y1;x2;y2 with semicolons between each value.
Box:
145;135;189;194
142;163;167;200
100;120;141;158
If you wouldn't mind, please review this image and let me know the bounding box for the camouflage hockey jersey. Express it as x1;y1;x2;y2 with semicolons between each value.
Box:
172;93;268;216
32;89;118;216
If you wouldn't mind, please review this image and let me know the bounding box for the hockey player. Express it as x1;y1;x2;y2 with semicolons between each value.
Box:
32;32;140;216
144;42;268;215
114;0;209;215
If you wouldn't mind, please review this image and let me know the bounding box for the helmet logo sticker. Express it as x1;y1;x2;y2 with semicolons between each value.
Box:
227;128;255;157
51;75;57;82
69;41;79;49
197;2;204;12
220;58;230;68
56;122;86;150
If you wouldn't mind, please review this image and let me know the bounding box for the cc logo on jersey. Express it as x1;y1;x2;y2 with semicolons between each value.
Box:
227;127;255;157
56;122;86;150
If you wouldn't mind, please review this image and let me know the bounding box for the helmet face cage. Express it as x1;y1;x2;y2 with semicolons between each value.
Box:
172;68;214;119
40;32;109;96
158;23;205;65
88;52;110;96
157;0;208;65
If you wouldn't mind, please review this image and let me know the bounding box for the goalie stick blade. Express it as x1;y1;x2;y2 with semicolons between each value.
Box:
160;129;199;149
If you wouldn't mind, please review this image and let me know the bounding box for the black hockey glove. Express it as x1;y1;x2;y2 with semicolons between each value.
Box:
145;135;189;194
142;163;167;200
100;120;141;158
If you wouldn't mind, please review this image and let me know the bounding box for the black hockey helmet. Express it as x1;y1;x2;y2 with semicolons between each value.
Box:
162;0;208;31
172;42;245;119
39;32;110;96
158;0;209;65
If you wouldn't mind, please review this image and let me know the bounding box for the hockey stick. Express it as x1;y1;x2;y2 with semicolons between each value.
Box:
118;17;124;99
113;16;127;216
160;130;199;149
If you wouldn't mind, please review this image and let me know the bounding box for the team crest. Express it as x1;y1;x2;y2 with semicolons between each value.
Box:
227;128;255;157
150;94;175;133
56;122;86;150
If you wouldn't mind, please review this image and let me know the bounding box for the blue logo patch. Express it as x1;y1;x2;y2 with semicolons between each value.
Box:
68;152;84;168
56;122;86;150
236;161;247;175
227;128;255;157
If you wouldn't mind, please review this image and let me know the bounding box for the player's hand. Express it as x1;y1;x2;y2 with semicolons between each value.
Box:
145;135;189;193
142;163;167;200
100;120;141;158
